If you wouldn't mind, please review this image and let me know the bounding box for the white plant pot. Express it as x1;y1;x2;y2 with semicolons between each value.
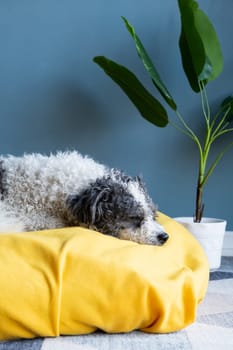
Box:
174;217;227;270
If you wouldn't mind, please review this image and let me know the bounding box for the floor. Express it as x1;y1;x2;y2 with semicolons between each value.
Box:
210;256;233;280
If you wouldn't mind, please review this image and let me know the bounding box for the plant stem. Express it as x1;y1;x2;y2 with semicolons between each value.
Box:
195;177;204;222
171;82;232;223
211;105;231;138
174;110;204;158
193;82;208;222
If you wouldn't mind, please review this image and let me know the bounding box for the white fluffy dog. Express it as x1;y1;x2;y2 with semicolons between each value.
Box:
0;151;168;245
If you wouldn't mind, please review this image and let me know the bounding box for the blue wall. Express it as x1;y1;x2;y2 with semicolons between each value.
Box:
0;0;232;228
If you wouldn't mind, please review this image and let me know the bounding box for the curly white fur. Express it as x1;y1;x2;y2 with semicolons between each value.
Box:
0;152;107;230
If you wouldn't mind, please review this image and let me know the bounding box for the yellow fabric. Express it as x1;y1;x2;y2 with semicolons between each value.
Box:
0;212;209;340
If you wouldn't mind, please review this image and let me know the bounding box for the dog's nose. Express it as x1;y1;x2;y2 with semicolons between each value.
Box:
157;232;169;245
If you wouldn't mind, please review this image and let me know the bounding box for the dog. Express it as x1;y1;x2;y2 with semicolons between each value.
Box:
0;151;169;245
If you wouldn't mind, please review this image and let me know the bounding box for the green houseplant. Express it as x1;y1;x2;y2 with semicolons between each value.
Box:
93;0;233;226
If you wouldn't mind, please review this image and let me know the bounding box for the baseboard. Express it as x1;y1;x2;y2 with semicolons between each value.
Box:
222;231;233;256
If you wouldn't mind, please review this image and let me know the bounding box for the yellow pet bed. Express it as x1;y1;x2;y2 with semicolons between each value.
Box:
0;212;209;340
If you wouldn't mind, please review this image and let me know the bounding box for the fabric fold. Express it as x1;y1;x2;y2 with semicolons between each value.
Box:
0;212;209;340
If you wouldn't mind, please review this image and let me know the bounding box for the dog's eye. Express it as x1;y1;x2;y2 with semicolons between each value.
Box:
130;216;144;227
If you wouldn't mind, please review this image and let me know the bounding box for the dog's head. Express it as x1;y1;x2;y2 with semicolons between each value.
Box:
66;170;169;246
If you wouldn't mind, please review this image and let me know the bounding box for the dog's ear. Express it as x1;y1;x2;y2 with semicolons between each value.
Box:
66;185;111;226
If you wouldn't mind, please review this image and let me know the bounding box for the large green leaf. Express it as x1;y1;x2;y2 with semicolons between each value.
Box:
179;28;208;92
93;56;168;127
178;0;223;92
122;16;177;111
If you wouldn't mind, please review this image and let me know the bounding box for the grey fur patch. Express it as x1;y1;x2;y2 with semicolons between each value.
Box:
66;176;145;237
0;160;6;199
